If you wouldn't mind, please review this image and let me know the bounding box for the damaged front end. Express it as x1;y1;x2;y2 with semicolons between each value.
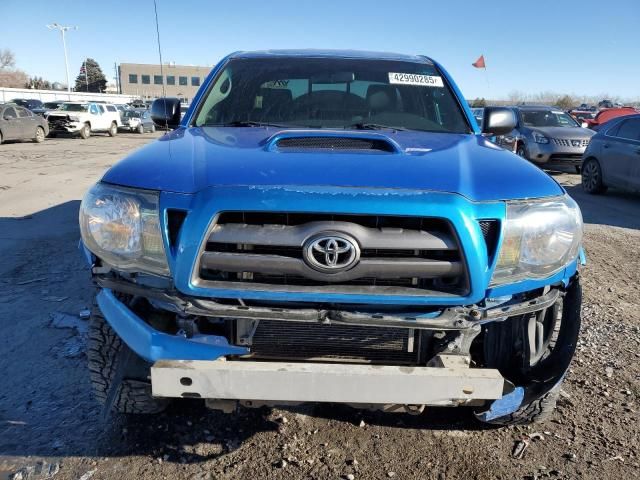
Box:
79;182;584;423
89;267;581;419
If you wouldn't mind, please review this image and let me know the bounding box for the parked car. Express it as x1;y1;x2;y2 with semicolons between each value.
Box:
581;114;640;194
471;107;484;127
79;50;584;427
43;101;63;111
497;105;594;172
120;109;156;133
0;103;49;143
10;98;47;116
46;102;121;138
582;107;638;130
569;109;596;123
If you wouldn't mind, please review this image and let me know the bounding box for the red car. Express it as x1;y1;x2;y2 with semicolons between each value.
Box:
583;107;638;130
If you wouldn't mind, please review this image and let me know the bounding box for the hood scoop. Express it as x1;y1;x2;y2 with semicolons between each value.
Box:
267;130;400;153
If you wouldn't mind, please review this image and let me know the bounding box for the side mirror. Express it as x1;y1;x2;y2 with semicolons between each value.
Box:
151;97;182;129
481;107;517;136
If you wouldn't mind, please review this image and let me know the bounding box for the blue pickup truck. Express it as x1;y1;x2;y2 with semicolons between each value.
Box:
79;50;584;425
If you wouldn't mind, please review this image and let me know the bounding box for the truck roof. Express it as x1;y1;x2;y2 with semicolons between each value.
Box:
229;49;433;64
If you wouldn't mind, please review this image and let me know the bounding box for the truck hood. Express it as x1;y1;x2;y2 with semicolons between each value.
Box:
102;127;563;202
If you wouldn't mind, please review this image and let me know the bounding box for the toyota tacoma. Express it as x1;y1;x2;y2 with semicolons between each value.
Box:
79;50;584;425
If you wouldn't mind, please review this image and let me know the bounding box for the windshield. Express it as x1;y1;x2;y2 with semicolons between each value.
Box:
194;57;470;133
60;103;88;112
520;110;579;128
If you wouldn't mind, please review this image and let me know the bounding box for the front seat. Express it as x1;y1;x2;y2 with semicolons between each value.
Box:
366;84;399;116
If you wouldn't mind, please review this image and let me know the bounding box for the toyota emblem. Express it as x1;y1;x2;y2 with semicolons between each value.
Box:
303;234;360;273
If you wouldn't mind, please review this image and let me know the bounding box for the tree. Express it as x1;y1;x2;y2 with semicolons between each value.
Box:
555;94;574;111
74;58;107;93
25;76;52;90
471;97;486;108
0;48;15;69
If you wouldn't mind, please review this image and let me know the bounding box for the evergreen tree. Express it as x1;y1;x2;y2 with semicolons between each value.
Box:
74;58;107;93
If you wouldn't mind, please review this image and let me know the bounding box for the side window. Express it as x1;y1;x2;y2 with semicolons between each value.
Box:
4;107;17;119
606;121;622;137
191;76;201;87
141;75;150;85
166;75;175;85
129;74;138;84
89;104;99;115
615;119;640;141
179;76;188;86
17;107;33;117
106;105;116;112
97;105;105;114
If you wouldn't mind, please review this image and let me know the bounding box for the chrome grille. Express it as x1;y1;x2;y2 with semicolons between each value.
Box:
196;212;471;297
551;138;590;147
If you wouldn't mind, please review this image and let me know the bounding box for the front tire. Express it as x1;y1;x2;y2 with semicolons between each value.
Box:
80;123;91;139
476;278;582;425
137;124;144;134
516;143;528;160
87;305;169;414
108;122;118;137
582;158;607;194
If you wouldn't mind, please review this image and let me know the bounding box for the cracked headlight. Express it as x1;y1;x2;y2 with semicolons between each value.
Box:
490;195;582;286
79;183;169;276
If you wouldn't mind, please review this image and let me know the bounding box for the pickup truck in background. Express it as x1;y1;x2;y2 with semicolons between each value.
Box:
46;102;121;138
79;50;585;426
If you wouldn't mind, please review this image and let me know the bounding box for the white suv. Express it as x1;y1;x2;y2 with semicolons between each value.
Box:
46;102;122;139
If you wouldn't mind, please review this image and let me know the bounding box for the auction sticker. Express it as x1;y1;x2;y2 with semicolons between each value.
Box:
388;72;444;87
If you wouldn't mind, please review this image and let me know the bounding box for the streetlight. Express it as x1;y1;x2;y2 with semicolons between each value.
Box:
46;23;77;93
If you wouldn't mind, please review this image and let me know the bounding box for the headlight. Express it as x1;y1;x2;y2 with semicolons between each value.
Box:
532;132;549;144
491;195;582;286
69;115;80;122
79;183;169;276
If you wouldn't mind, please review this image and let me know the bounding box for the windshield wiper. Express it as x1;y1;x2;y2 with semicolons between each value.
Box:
349;122;408;131
203;120;291;128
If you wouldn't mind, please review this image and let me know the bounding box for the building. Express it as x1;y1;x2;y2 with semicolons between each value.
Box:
118;63;212;103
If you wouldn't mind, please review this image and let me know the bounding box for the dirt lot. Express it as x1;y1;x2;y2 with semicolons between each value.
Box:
0;134;638;480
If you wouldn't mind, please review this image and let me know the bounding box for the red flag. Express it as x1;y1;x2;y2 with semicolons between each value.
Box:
472;55;486;69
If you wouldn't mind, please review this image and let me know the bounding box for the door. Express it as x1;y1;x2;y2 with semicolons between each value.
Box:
1;106;20;140
16;107;36;139
602;118;640;189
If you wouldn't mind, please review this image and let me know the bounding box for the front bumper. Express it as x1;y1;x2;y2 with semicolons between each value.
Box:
526;141;587;165
49;120;82;134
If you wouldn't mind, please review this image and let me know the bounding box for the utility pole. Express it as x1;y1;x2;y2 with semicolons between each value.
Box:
46;23;77;93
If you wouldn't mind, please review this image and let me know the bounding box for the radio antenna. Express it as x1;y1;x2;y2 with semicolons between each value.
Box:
153;0;168;129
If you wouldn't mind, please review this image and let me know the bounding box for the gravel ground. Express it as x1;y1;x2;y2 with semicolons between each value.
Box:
0;134;638;480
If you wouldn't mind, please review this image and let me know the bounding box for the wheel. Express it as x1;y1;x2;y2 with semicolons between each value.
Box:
108;122;118;137
87;304;170;414
137;124;144;134
476;278;582;425
582;158;607;194
80;123;91;139
150;124;156;133
516;143;528;159
33;126;45;143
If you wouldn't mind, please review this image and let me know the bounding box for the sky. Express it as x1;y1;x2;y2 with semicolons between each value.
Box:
1;0;639;100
